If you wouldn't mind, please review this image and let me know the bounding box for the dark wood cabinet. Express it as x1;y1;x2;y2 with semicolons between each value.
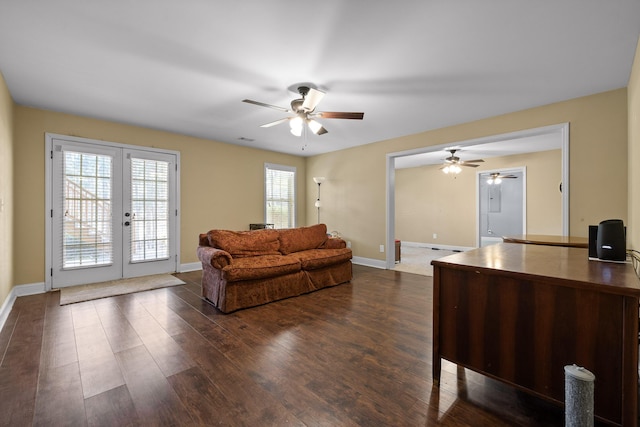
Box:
432;243;639;426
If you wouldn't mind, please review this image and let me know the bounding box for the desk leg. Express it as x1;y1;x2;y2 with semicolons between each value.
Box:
622;297;638;425
432;266;441;386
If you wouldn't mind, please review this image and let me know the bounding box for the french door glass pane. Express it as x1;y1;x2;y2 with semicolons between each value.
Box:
130;158;170;262
63;151;113;268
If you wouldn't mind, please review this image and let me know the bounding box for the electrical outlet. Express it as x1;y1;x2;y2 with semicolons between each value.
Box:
346;241;351;249
433;233;437;239
379;244;385;253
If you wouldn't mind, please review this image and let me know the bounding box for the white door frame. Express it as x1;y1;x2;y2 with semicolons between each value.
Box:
385;123;569;270
44;133;181;291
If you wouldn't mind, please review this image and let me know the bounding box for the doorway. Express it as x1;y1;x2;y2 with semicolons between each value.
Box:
45;134;180;289
385;123;569;269
477;168;525;246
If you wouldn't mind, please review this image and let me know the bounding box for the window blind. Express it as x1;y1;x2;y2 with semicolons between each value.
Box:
265;163;296;229
130;158;170;262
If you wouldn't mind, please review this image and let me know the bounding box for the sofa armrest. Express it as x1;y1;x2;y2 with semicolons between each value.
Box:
321;237;347;249
197;246;232;269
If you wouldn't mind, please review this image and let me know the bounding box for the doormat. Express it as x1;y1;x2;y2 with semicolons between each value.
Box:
59;273;185;305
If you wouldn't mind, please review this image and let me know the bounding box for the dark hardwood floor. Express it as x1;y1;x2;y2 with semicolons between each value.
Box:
0;265;579;426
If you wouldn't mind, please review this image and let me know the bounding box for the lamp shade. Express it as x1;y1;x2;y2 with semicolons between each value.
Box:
313;176;326;184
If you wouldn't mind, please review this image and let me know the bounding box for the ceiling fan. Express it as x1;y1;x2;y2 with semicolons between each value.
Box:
440;149;484;174
242;86;364;136
486;172;517;184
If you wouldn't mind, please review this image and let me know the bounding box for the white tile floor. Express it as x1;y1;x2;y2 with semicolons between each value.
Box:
392;245;461;276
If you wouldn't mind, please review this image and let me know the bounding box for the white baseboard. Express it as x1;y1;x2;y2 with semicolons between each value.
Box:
400;241;474;252
179;262;201;273
352;256;387;269
0;282;46;333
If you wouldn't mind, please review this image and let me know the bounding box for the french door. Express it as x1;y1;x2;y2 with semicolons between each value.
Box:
49;136;178;288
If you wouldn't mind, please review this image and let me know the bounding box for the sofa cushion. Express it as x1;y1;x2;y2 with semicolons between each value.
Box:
291;248;352;270
222;255;301;281
278;223;328;255
207;229;280;257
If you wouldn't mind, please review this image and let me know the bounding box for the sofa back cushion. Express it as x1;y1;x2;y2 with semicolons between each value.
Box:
278;223;328;255
207;229;280;257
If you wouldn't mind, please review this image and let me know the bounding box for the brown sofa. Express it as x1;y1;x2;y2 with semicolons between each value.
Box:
197;224;352;313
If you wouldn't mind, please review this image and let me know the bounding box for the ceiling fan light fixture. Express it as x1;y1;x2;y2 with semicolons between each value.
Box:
290;116;303;130
290;116;304;136
308;119;323;134
243;85;364;138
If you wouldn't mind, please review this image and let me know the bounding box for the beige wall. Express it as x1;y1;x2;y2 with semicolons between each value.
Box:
0;73;14;305
629;36;640;250
5;73;635;287
308;89;628;261
395;149;562;247
13;107;307;286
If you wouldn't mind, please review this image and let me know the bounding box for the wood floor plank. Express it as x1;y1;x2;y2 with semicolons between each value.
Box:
74;316;126;398
0;307;19;362
78;353;126;399
170;324;309;425
40;303;78;369
32;361;86;426
115;344;195;425
167;366;246;426
0;293;48;426
84;384;140;427
0;265;578;425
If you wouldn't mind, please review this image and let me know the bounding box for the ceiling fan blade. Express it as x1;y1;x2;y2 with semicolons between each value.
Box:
302;88;325;111
316;126;328;135
317;111;364;120
461;163;480;167
260;117;291;128
461;159;484;163
243;99;290;113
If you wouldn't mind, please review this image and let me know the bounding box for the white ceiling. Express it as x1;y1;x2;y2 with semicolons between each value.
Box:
1;1;639;157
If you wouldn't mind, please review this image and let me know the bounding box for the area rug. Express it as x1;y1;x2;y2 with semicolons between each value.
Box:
59;273;185;305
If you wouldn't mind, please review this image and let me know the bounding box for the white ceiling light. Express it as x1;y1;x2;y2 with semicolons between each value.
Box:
308;119;323;135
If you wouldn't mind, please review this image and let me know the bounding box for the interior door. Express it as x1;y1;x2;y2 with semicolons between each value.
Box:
477;168;526;246
50;137;178;288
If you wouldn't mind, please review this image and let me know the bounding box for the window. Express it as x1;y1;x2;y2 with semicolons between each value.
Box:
130;158;170;262
62;151;113;268
265;163;296;229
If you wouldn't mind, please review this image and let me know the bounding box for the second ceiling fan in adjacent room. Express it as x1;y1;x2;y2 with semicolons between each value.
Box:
440;149;484;174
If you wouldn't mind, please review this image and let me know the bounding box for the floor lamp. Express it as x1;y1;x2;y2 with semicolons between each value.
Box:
313;177;325;224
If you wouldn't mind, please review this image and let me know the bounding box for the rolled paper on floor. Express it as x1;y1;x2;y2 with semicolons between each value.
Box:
564;364;595;427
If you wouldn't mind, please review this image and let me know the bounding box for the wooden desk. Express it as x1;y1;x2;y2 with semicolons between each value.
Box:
502;234;589;248
432;243;639;426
